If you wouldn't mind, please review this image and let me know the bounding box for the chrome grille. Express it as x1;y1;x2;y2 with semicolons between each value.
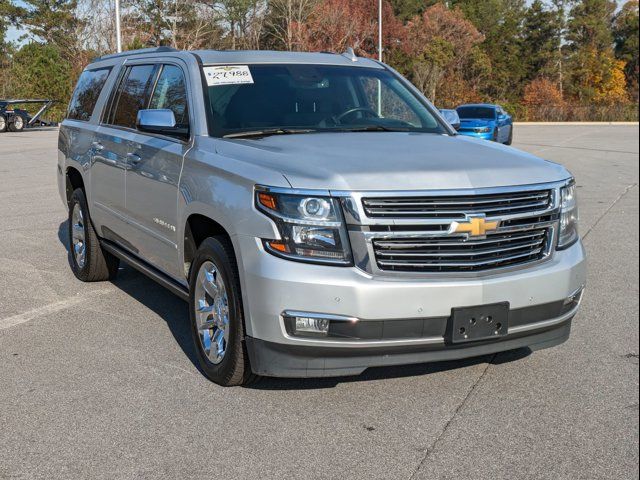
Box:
372;228;550;273
362;190;552;219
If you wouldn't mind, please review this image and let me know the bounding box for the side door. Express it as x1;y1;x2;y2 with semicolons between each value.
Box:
122;63;192;278
94;63;159;246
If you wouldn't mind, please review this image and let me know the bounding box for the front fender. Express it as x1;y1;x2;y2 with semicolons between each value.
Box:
177;137;289;279
180;137;288;230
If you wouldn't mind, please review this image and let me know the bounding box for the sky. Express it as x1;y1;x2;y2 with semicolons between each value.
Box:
7;27;21;43
5;0;25;43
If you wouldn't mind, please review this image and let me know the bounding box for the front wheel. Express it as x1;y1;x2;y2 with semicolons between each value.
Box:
504;125;513;145
189;237;255;386
0;114;7;133
492;127;499;142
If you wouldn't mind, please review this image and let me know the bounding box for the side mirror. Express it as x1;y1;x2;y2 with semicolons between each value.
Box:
136;109;188;138
439;109;461;131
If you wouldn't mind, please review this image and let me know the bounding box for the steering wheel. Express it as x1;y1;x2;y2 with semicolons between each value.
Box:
334;107;380;124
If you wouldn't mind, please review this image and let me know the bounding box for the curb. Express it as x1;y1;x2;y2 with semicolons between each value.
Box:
514;121;638;126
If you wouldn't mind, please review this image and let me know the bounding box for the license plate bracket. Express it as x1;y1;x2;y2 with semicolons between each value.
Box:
450;303;509;343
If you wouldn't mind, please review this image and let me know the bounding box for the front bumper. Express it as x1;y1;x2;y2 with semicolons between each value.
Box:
457;130;494;141
235;235;586;377
247;318;573;377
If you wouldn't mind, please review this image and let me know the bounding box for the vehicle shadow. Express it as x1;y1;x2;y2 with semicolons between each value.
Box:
58;220;199;369
58;220;532;390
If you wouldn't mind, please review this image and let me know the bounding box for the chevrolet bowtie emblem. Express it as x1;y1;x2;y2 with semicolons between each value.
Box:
448;216;500;237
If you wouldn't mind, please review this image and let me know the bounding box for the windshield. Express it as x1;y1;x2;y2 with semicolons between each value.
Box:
456;106;496;120
204;64;447;138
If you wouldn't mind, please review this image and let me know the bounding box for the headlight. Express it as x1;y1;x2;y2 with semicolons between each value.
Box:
256;188;352;265
557;181;579;249
475;127;492;133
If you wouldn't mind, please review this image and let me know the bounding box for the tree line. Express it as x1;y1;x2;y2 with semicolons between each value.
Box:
1;0;638;121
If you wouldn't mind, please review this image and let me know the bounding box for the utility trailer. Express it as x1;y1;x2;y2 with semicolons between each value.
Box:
0;99;58;133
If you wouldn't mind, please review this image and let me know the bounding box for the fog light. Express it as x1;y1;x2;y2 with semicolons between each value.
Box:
294;316;330;335
283;311;359;338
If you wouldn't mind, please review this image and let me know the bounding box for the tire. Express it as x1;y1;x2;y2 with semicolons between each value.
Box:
504;125;513;145
8;114;25;132
68;188;119;281
0;113;7;133
492;128;499;142
189;237;256;386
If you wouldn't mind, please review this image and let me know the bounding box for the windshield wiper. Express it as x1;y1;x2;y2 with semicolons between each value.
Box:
224;125;412;138
223;128;317;139
336;125;411;133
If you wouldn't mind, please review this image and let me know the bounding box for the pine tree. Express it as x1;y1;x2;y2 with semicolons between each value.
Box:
567;0;616;51
0;28;9;98
522;0;563;83
565;0;619;103
450;0;528;101
613;0;639;101
11;0;83;59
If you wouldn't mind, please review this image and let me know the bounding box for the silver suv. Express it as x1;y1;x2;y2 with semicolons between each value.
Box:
58;47;586;386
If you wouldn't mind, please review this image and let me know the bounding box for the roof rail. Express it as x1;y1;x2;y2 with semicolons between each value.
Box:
91;46;179;63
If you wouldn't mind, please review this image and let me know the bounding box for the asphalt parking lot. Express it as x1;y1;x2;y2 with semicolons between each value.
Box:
1;125;638;480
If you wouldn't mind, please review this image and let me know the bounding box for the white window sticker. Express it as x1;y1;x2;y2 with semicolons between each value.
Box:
203;65;254;86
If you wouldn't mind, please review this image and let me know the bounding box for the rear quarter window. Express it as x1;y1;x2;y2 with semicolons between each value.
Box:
67;68;112;121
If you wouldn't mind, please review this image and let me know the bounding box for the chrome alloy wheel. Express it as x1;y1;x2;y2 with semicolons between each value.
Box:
71;203;87;268
0;116;5;131
194;260;230;364
14;116;23;129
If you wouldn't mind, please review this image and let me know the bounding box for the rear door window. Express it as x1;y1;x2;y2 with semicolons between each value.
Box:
107;64;157;129
67;68;111;121
149;65;189;129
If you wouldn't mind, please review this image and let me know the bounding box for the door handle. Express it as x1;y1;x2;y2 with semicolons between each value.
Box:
127;153;142;165
91;141;104;152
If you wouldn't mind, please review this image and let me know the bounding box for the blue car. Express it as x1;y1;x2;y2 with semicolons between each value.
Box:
456;104;513;145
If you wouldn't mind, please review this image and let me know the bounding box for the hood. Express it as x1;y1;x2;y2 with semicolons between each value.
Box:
459;118;495;128
214;132;570;191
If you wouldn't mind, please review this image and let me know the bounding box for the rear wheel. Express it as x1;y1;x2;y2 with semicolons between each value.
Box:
68;188;119;281
0;114;6;133
189;237;255;386
8;114;25;132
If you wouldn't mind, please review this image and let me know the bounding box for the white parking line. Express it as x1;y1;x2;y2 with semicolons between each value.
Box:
0;289;115;330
